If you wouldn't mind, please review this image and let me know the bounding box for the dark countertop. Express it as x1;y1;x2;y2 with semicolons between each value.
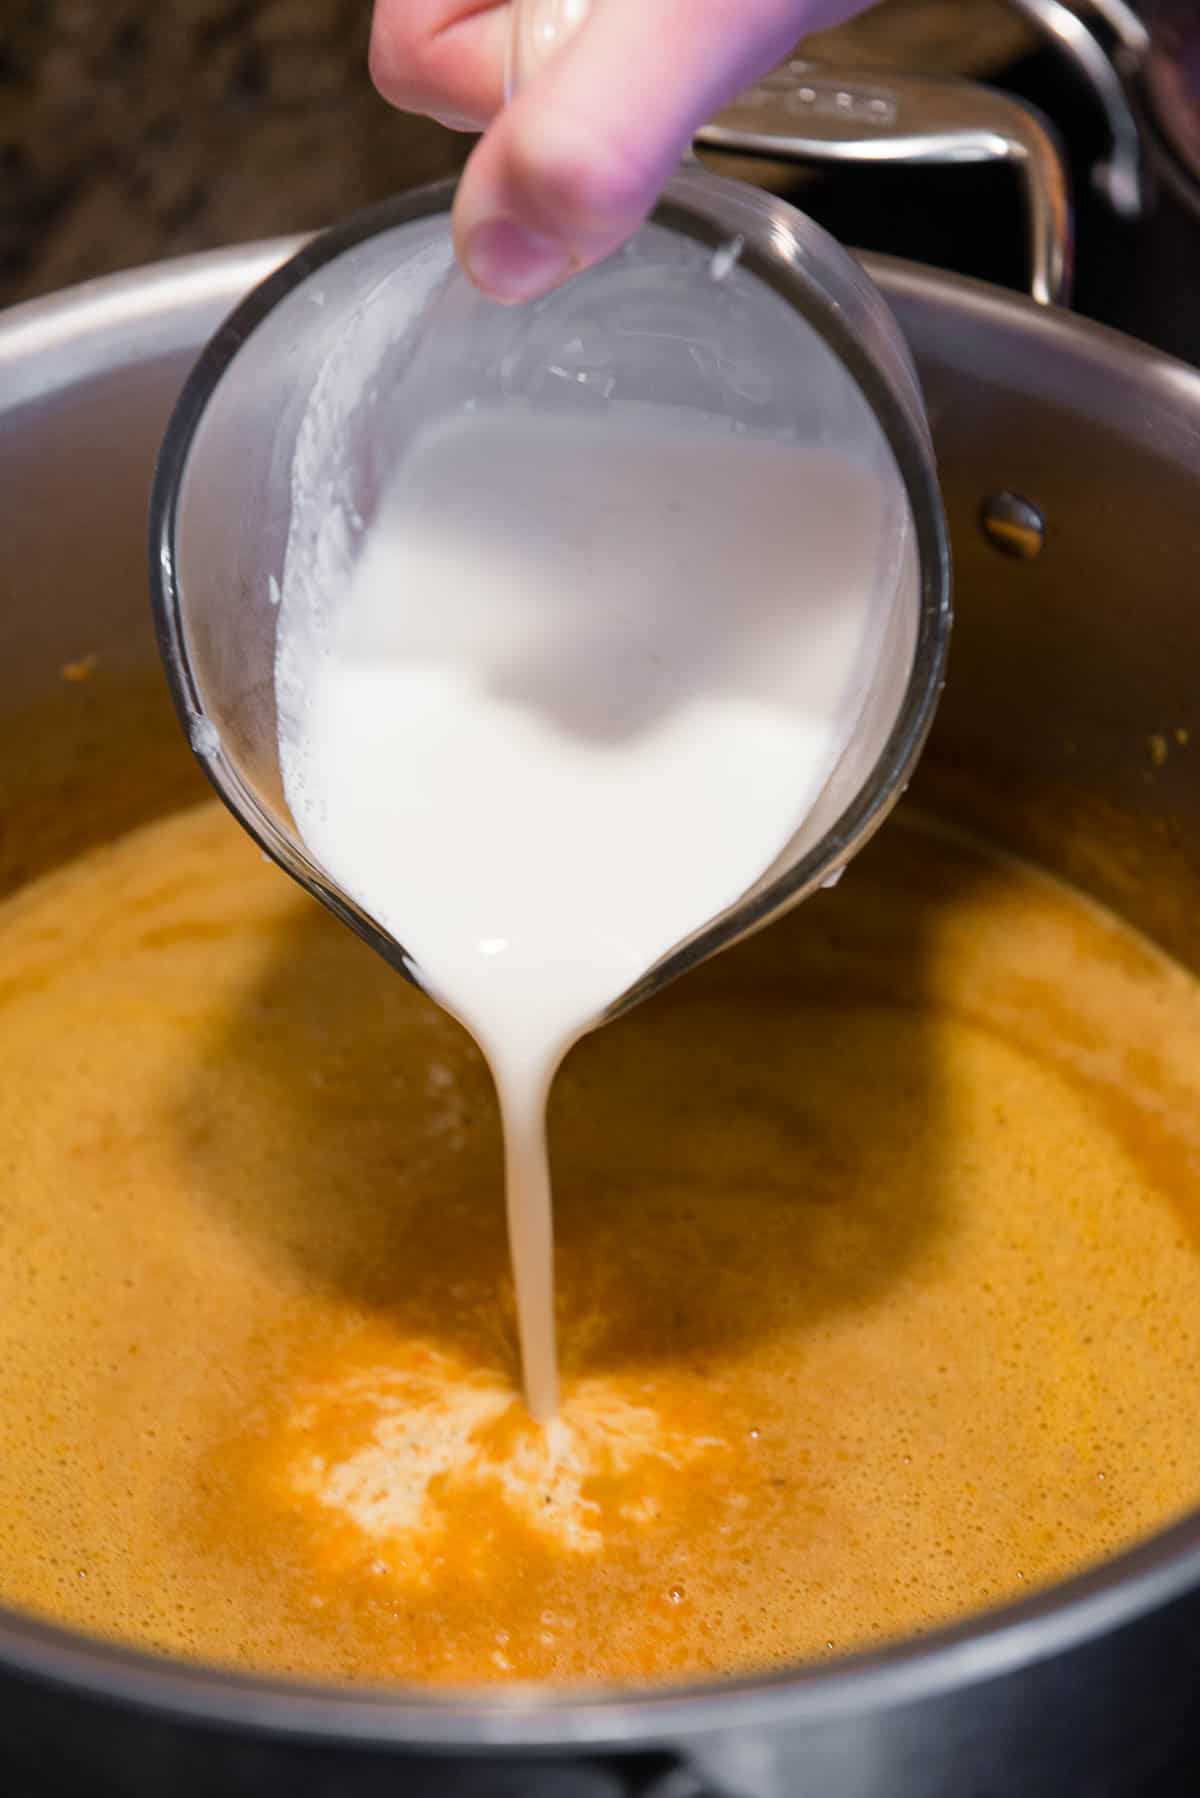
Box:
0;0;469;311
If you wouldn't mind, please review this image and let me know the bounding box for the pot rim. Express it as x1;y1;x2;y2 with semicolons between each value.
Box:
1;1489;1198;1748
3;230;1200;1750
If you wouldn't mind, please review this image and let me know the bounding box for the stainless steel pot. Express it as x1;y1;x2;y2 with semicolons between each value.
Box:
2;232;1200;1797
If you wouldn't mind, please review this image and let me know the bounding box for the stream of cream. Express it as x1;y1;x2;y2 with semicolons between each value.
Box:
278;402;902;1421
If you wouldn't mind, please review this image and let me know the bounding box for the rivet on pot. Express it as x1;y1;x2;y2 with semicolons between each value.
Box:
979;491;1046;560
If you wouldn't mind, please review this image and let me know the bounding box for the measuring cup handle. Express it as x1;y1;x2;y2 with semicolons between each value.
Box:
698;65;1075;308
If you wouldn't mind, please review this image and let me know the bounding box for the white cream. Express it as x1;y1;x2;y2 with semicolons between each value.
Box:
278;402;904;1422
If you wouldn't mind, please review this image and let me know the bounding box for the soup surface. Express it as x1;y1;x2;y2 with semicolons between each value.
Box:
0;801;1198;1684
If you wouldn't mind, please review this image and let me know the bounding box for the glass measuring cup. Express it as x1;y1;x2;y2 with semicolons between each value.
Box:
150;6;952;1026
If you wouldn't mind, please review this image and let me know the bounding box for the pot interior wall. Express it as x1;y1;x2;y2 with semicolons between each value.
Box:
0;359;206;897
3;275;1200;976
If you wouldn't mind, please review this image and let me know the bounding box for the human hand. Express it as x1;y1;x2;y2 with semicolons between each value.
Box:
369;0;876;302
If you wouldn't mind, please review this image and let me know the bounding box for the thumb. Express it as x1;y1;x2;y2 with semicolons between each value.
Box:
453;0;838;304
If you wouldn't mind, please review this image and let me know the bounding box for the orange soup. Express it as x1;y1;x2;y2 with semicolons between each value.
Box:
0;801;1197;1684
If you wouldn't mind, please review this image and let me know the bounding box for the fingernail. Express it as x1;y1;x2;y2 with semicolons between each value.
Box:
462;217;570;303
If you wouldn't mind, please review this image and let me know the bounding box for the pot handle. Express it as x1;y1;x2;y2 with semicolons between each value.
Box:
696;64;1074;308
1003;0;1145;216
